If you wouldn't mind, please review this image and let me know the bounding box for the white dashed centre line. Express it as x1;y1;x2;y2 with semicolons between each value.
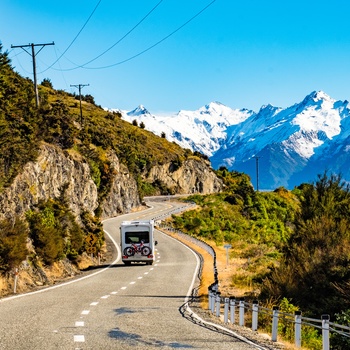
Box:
101;295;110;299
75;321;84;327
81;310;90;315
130;281;136;284
137;277;143;279
144;272;149;275
110;291;118;295
74;335;85;342
121;286;127;290
90;302;98;306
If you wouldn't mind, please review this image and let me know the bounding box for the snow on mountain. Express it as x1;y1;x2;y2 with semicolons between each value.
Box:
211;91;350;189
119;102;254;157
112;90;350;190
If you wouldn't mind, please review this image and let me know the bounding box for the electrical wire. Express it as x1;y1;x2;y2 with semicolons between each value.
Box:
52;0;216;71
77;0;164;68
46;0;164;72
38;0;102;74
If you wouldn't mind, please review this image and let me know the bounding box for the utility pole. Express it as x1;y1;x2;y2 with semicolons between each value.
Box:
70;84;89;126
11;42;55;108
254;156;260;192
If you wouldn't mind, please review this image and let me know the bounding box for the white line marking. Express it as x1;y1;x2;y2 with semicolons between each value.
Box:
130;281;135;284
101;295;110;299
121;286;127;290
137;277;143;279
110;291;118;295
0;229;121;302
74;335;85;342
150;268;154;271
90;302;98;306
144;272;149;275
75;321;84;327
81;310;90;315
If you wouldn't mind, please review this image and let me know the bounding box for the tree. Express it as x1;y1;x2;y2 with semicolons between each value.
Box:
41;78;53;89
262;173;350;316
0;217;29;272
140;121;145;129
132;119;138;126
161;131;166;138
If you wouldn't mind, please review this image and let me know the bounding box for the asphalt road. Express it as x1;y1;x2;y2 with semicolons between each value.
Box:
0;200;264;350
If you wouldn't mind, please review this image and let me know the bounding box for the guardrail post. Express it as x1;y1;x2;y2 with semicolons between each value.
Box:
210;291;216;313
230;297;236;324
271;306;279;342
239;298;245;326
208;287;213;311
215;292;221;317
224;298;230;323
252;300;259;331
295;311;302;348
322;314;330;350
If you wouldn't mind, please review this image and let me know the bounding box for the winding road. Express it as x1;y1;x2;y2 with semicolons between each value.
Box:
0;200;264;349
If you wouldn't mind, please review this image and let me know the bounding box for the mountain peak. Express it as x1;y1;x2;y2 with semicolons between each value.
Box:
303;90;333;104
127;105;150;116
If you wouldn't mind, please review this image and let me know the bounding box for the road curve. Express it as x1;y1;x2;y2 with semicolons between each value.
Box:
0;200;263;350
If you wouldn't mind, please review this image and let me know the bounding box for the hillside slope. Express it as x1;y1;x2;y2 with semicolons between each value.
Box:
0;44;222;282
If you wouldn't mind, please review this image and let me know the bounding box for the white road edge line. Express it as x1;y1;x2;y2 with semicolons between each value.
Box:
157;230;269;350
0;216;124;302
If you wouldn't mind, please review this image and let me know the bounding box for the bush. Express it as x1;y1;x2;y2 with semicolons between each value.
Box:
0;217;29;272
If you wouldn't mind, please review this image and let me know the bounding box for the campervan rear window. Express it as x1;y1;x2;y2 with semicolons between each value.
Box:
125;231;150;244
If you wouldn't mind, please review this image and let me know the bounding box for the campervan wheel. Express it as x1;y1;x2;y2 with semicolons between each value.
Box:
141;246;151;256
123;247;135;256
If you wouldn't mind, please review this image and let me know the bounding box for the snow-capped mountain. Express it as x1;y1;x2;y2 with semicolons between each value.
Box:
115;91;350;190
120;102;254;157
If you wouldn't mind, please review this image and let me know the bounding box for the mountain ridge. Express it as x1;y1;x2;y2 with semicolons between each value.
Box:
116;90;350;189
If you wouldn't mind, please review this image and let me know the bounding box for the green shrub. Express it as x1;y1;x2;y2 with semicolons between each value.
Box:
0;217;29;272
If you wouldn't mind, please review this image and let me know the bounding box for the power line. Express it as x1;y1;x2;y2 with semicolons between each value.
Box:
11;42;55;107
46;0;165;72
76;0;164;68
39;0;102;74
82;0;217;69
51;0;217;71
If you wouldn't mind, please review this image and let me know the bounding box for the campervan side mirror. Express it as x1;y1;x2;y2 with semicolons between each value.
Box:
155;241;158;245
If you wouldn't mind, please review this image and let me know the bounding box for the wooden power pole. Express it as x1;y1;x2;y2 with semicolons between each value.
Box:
11;42;55;108
70;84;89;126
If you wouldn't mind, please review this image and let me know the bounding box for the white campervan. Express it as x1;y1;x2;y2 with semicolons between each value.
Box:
120;220;157;265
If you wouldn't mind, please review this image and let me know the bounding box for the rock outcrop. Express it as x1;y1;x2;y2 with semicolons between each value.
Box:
146;158;224;194
0;143;141;221
0;145;223;222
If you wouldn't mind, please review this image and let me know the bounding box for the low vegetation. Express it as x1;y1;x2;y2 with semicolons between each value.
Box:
0;42;194;274
170;170;350;349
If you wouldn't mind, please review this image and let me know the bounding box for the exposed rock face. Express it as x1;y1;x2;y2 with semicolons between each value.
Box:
0;145;222;221
146;158;224;194
101;151;141;218
0;143;140;220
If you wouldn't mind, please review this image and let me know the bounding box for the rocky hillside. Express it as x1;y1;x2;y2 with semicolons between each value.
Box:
0;44;223;288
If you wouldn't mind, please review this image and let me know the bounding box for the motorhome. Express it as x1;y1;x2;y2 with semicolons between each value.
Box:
120;220;157;265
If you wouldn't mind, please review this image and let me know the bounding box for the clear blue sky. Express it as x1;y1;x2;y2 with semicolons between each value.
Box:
2;0;350;113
